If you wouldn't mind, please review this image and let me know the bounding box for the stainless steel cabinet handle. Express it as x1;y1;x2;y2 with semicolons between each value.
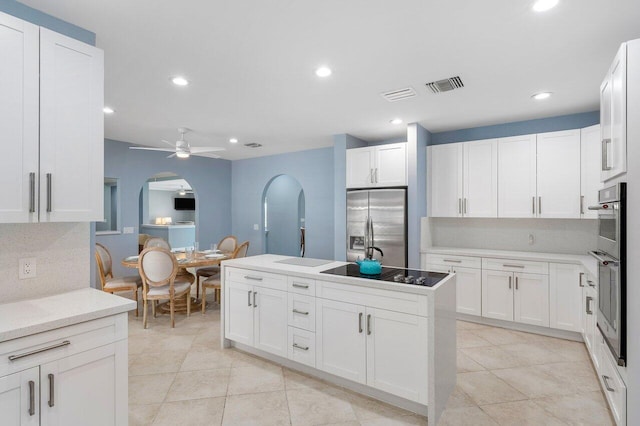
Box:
515;276;519;290
463;198;467;214
370;169;374;184
247;290;252;306
48;373;55;407
508;276;512;289
359;312;363;333
602;375;615;392
588;280;595;288
586;296;593;315
253;291;257;308
46;173;52;212
443;259;462;263
532;196;535;215
8;340;70;361
292;343;309;351
367;314;372;335
503;264;525;268
579;272;584;287
580;196;585;215
292;309;309;315
29;172;36;213
28;380;35;416
602;139;612;171
374;168;378;183
292;283;309;289
538;196;541;215
458;198;462;214
244;275;263;281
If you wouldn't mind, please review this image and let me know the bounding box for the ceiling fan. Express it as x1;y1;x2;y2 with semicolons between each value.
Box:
129;128;225;159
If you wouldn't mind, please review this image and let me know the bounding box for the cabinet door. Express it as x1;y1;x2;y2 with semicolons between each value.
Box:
514;273;549;327
0;366;39;426
41;344;118;426
584;287;598;365
39;28;104;222
253;287;288;358
549;263;582;332
600;75;612;182
604;44;627;181
463;139;497;217
225;281;254;346
580;125;601;219
481;270;513;321
316;299;366;384
536;130;581;218
366;308;428;404
429;143;462;217
0;13;39;223
375;143;407;186
453;266;482;316
346;147;373;188
497;135;537;218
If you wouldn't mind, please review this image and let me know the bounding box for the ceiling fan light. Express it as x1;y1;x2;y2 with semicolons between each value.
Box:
176;151;190;159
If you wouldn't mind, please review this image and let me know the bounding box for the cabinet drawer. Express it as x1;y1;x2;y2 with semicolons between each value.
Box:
0;314;127;376
425;253;481;269
288;276;316;296
226;267;286;291
288;293;315;332
482;258;549;275
288;327;315;368
597;329;626;425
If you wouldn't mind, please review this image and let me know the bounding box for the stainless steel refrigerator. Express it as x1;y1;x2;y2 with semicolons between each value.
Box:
346;188;407;268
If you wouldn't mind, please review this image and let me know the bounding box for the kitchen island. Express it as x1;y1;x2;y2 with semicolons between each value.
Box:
220;254;456;424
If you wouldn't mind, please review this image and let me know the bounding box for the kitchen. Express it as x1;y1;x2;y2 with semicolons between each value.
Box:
1;0;640;425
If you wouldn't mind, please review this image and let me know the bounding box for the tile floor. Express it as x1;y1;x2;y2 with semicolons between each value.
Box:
127;298;614;425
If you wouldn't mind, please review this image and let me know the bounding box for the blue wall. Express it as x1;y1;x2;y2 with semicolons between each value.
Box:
407;123;430;268
0;0;95;45
232;147;334;260
430;111;599;145
97;139;232;278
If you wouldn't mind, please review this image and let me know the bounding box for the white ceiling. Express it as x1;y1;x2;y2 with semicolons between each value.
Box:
19;0;640;160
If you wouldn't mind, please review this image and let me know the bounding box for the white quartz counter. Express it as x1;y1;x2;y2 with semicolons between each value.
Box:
222;254;453;295
0;288;136;342
422;247;598;277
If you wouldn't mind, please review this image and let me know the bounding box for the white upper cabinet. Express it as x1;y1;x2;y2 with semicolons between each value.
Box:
600;42;627;182
346;143;407;188
536;130;581;219
497;134;537;218
581;125;601;218
0;13;39;223
0;12;104;223
428;140;497;218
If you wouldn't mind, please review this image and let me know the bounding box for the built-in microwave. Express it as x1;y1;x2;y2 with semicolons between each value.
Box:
588;182;626;366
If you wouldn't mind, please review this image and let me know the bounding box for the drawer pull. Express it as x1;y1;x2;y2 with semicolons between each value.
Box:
292;343;309;351
503;264;525;268
292;282;309;289
29;380;35;416
8;340;70;361
292;309;309;315
48;373;55;407
443;259;462;263
602;375;615;392
244;275;263;281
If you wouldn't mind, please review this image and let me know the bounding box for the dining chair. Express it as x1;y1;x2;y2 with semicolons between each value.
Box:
138;247;191;328
195;235;238;297
95;243;142;316
202;241;249;313
144;237;171;250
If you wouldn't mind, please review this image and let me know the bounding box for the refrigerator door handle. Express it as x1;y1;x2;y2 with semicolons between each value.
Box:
369;217;375;256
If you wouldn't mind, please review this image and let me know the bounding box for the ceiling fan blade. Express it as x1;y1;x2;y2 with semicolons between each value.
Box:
161;139;176;147
129;146;176;152
189;147;226;153
166;153;177;158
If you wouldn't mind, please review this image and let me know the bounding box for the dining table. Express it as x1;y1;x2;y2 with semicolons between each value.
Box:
121;250;229;314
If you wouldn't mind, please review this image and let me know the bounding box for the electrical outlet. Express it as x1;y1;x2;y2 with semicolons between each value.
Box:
123;227;134;234
253;224;259;230
19;258;37;279
528;234;535;245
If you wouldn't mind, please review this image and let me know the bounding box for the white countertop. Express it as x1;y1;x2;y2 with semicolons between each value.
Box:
422;247;597;277
0;288;136;342
222;254;454;295
141;224;195;229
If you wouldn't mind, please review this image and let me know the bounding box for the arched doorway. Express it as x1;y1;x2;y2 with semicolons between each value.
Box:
263;175;305;256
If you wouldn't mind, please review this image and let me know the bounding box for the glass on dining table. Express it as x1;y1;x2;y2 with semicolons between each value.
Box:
211;243;218;252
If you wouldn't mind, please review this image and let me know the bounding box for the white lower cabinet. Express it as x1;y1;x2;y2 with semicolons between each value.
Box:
315;298;428;404
582;284;598;365
0;367;39;426
288;327;315;368
549;263;583;332
597;330;627;425
425;254;481;317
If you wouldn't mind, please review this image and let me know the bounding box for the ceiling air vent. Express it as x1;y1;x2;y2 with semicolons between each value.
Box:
426;76;464;94
244;143;262;148
380;87;418;102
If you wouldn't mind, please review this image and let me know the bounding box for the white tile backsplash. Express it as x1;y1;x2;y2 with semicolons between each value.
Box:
0;222;90;303
422;217;597;254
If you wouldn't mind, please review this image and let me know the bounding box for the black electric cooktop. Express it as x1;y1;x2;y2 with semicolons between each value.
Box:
320;264;448;287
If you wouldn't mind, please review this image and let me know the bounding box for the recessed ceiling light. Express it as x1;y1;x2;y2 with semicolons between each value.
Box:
315;67;332;78
171;76;189;86
103;106;115;114
532;92;552;100
532;0;559;12
390;118;403;125
229;138;238;144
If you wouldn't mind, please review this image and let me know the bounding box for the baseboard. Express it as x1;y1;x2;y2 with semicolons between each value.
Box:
456;314;584;342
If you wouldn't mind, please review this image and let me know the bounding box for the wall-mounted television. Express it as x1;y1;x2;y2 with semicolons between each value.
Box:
174;197;195;211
